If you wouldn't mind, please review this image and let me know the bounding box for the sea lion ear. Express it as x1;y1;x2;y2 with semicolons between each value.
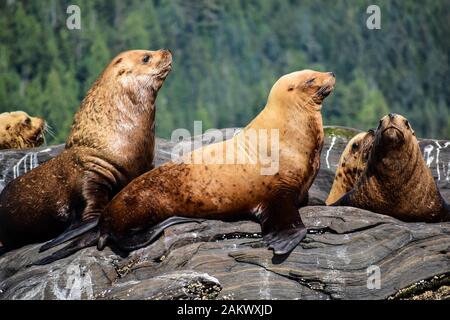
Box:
287;84;295;92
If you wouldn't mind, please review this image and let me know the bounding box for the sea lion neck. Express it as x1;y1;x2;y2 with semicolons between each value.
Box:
245;100;323;138
66;75;156;149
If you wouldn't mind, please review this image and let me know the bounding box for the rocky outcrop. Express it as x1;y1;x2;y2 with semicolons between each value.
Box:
0;206;448;300
0;127;449;300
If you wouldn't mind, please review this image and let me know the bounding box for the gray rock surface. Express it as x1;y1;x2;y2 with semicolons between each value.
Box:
0;127;449;300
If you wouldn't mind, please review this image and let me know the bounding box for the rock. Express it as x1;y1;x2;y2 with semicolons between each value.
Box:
0;127;449;300
0;206;448;300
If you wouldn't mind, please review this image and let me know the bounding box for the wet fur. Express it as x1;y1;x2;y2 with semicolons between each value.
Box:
0;50;172;254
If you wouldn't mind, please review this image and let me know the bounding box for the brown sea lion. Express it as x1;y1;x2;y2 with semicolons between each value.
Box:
36;69;336;264
325;129;375;205
0;49;172;254
332;113;450;222
0;111;46;150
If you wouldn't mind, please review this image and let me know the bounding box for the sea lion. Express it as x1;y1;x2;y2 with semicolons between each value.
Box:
0;49;172;254
332;113;450;222
0;111;47;150
36;69;336;264
325;129;375;205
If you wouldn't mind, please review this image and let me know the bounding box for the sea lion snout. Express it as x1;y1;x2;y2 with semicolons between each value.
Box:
377;113;415;146
381;126;404;145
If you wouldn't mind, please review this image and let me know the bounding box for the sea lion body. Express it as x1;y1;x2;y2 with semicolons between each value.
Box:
332;114;450;222
325;130;374;205
0;49;172;252
0;111;46;150
103;95;325;241
35;69;336;264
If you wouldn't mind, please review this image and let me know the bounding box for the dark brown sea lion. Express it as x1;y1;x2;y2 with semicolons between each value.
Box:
325;129;375;205
0;111;46;150
36;69;336;264
0;49;172;254
332;113;450;222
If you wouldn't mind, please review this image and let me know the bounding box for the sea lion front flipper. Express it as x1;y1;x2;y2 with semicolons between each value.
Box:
260;193;307;255
39;218;98;252
118;216;205;251
33;231;98;266
39;170;117;253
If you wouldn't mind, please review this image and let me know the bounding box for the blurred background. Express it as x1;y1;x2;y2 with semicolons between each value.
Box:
0;0;449;143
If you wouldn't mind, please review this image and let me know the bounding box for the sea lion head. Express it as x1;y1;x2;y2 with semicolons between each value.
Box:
0;111;46;150
375;113;415;149
108;49;173;98
268;69;336;111
341;129;376;176
326;129;375;204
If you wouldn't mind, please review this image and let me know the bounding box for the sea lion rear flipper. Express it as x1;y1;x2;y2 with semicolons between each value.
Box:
442;200;450;222
119;216;205;251
260;193;307;255
329;191;353;206
0;245;8;257
39;218;98;252
33;231;98;266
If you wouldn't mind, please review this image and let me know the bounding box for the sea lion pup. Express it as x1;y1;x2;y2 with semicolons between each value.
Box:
0;49;172;255
0;111;47;150
332;113;450;222
325;129;375;205
36;70;336;264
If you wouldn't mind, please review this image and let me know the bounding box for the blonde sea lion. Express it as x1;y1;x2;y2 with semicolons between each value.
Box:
0;111;46;150
0;49;172;255
36;69;336;264
332;113;450;222
325;129;375;205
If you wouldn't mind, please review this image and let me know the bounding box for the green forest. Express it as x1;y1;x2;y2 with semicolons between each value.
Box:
0;0;449;143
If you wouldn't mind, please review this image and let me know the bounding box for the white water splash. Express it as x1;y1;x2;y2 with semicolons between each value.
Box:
258;259;271;299
52;265;94;300
423;145;434;167
435;141;442;180
326;136;337;169
13;152;38;179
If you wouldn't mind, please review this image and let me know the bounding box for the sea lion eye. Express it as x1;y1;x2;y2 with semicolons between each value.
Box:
305;78;315;86
23;118;31;125
352;143;359;151
142;55;151;63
